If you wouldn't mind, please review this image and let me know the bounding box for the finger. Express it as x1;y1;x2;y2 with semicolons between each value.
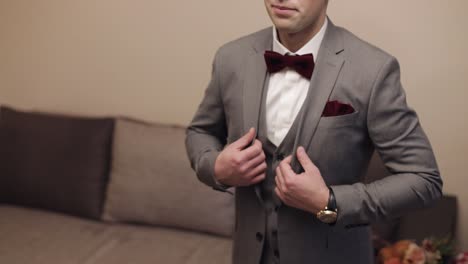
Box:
275;166;285;192
241;150;265;172
279;155;296;178
240;139;263;162
275;187;286;202
250;172;266;185
233;127;256;150
282;155;293;165
245;161;267;179
275;172;285;192
296;146;317;173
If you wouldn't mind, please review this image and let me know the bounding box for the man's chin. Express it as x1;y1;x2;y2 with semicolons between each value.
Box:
273;23;300;35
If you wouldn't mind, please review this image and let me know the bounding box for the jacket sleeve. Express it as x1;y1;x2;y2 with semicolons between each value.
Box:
185;49;232;193
330;56;443;228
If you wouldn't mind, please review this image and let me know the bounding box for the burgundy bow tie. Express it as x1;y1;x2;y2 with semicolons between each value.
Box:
264;50;315;79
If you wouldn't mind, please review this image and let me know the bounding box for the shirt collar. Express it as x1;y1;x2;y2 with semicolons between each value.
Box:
272;17;328;61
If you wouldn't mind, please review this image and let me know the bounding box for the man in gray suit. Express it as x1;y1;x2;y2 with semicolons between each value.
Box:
185;0;443;263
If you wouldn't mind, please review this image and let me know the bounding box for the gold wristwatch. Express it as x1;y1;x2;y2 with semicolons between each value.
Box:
316;187;338;224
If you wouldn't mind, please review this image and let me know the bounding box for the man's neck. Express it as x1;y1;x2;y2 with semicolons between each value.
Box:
277;15;327;53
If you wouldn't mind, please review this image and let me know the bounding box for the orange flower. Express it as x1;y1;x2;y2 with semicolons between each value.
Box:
393;240;412;259
379;246;398;263
384;257;402;264
402;243;426;264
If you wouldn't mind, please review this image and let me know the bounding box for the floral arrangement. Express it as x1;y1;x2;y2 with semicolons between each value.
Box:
454;252;468;264
377;237;467;264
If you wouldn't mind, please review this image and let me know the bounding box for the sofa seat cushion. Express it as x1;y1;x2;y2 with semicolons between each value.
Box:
0;205;232;264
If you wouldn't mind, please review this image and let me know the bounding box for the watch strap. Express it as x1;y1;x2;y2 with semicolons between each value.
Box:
327;186;337;211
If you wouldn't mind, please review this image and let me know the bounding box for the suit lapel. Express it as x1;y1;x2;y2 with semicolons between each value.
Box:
242;53;268;139
290;21;346;173
243;51;267;205
242;29;272;206
242;30;272;137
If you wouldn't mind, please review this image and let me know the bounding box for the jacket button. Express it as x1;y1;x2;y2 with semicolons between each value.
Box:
277;153;285;161
274;249;280;258
256;232;263;242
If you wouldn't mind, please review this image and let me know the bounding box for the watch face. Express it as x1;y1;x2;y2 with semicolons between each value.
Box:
317;210;337;224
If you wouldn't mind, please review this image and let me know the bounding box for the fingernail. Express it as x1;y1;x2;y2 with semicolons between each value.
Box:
298;146;305;153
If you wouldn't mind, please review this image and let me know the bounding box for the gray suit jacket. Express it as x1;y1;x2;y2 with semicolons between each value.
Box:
185;19;442;264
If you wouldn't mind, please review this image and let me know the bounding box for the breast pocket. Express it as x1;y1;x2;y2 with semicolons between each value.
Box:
317;111;360;128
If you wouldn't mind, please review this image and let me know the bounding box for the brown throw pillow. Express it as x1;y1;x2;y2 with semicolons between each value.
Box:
103;118;235;237
0;106;114;219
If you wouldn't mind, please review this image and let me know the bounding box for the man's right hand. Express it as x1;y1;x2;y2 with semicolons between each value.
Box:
214;128;267;187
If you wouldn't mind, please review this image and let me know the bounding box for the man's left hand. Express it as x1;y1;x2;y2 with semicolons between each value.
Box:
274;146;330;214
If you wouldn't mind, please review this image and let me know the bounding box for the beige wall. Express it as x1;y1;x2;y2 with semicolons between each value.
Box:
0;0;467;249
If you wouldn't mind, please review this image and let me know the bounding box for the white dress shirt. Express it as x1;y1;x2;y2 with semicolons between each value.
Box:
266;18;328;147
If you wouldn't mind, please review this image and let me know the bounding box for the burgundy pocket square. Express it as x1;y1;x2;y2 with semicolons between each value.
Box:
322;100;355;117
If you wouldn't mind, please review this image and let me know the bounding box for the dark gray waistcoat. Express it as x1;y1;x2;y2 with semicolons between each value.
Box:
257;79;308;264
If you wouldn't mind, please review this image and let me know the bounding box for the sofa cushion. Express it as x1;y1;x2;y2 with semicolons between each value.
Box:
0;106;114;219
0;205;232;264
103;118;235;237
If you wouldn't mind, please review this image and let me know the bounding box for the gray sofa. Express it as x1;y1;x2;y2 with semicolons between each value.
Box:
0;106;233;264
0;106;456;263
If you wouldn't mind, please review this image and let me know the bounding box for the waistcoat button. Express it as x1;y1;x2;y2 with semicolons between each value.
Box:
256;232;264;242
272;229;278;237
274;249;280;258
277;153;285;161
